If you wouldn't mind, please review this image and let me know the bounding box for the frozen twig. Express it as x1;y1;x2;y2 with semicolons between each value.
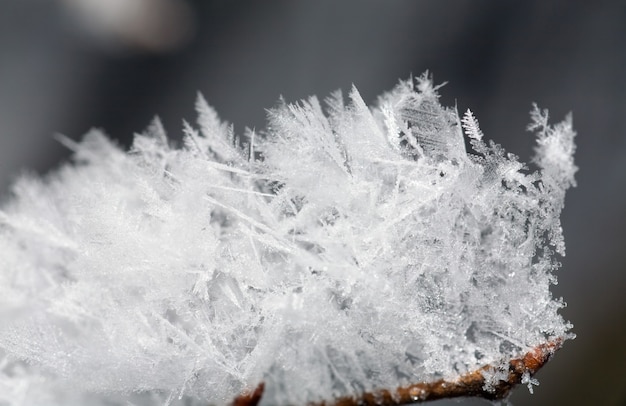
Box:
232;339;563;406
0;74;575;405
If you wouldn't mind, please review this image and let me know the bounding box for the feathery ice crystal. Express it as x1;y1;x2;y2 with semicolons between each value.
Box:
0;75;576;405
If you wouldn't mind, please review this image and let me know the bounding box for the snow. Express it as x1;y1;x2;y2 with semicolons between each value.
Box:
0;73;576;405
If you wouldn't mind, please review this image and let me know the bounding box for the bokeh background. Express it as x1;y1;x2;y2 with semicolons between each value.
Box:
1;1;625;404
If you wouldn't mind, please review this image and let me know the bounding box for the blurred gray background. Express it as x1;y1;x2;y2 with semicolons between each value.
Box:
0;1;625;405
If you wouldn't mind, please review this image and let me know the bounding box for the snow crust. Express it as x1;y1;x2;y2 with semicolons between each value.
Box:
0;75;576;405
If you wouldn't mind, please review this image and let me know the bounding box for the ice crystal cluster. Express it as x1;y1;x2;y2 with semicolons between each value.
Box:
0;75;576;405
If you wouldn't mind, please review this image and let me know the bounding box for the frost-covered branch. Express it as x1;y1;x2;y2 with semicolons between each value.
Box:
233;338;562;406
0;73;576;406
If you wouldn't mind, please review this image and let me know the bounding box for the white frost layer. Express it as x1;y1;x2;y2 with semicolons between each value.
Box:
0;75;576;405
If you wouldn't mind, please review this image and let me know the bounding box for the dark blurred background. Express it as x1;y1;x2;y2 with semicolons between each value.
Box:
1;1;625;404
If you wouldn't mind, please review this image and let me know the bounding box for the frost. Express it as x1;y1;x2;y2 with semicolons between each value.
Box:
521;371;540;394
481;363;509;394
0;74;575;405
461;109;484;141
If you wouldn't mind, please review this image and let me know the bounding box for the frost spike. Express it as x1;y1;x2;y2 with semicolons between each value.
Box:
461;108;484;140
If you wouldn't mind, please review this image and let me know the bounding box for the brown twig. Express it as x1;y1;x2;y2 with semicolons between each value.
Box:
231;338;563;406
232;382;265;406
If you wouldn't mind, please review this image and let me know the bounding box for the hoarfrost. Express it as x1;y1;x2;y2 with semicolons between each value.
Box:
0;74;576;405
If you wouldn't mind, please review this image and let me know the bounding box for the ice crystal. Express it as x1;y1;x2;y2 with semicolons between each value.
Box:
0;74;576;405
